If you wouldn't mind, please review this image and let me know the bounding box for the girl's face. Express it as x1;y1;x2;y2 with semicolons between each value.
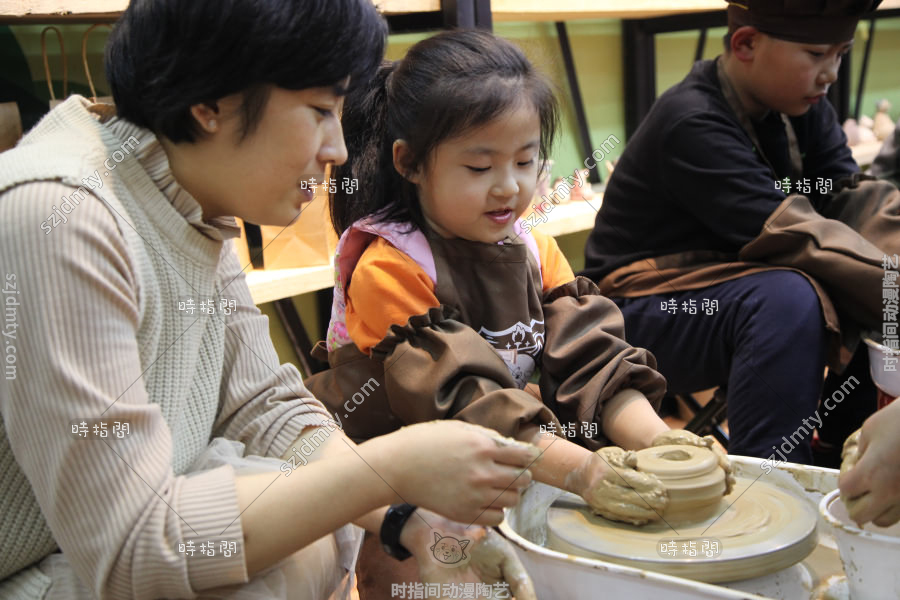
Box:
403;104;541;243
178;85;347;226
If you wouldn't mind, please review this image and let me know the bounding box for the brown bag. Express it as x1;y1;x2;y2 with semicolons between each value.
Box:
0;103;22;153
256;179;338;270
232;217;254;271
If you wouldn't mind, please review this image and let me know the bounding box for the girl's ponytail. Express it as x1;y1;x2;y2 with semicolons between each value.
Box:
330;60;419;235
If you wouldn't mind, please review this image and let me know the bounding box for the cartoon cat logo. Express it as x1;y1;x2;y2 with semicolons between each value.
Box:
430;532;470;565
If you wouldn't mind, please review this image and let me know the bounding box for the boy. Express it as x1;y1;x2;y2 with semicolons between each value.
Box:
581;0;895;466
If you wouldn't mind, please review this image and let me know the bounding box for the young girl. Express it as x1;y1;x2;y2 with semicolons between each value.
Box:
306;29;733;540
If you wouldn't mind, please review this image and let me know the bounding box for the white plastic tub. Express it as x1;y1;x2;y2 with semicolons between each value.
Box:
499;457;861;600
820;489;900;600
863;335;900;397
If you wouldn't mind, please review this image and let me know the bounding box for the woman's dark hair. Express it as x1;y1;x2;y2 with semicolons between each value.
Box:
331;29;559;235
106;0;387;143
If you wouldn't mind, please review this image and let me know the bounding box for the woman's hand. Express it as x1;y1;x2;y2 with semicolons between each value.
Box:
361;421;541;526
401;510;536;600
652;429;735;494
839;399;900;527
573;446;668;525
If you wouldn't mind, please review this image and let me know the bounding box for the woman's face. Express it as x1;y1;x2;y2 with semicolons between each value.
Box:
189;85;347;226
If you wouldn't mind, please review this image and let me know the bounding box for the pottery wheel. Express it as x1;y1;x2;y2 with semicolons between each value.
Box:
546;447;818;583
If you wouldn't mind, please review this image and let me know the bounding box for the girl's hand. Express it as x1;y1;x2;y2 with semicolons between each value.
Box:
839;399;900;527
652;429;735;494
575;446;668;525
362;421;540;526
401;510;536;600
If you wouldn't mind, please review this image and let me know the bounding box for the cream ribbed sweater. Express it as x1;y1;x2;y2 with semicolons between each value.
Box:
0;96;337;598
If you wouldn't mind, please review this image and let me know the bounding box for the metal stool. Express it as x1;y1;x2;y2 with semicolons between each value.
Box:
676;387;729;449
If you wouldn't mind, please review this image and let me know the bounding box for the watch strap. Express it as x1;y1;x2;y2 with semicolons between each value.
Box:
380;503;418;561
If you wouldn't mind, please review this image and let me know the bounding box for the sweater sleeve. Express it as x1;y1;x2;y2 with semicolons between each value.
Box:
211;239;336;459
0;182;246;597
532;229;576;291
344;237;440;354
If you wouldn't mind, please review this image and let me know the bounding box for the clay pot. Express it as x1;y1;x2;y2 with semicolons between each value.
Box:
633;444;727;524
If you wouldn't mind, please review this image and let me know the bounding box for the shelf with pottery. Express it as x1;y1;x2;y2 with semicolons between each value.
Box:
490;0;900;21
0;0;438;22
244;190;603;304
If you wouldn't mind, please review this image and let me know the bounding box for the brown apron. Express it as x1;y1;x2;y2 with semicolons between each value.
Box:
305;231;667;449
305;234;558;442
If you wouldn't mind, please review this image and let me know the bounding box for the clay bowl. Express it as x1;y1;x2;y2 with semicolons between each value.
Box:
820;489;900;599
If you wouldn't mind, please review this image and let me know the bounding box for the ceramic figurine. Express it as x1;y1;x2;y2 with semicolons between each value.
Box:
535;159;553;200
551;177;571;203
858;114;878;144
874;99;895;141
605;159;618;178
843;118;861;146
579;168;595;201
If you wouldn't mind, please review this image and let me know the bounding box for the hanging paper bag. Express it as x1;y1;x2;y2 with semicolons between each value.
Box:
232;217;255;272
257;181;337;269
82;24;115;104
41;26;68;108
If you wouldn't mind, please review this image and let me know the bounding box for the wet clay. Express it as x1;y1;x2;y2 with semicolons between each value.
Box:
580;446;667;525
633;445;727;523
546;473;819;583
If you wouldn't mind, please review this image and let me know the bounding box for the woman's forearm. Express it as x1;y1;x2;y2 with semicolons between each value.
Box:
235;427;390;576
520;423;592;493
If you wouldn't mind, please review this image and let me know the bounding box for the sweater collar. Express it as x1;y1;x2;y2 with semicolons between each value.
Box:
96;107;240;242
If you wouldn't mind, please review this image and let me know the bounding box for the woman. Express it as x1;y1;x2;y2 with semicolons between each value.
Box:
0;1;537;598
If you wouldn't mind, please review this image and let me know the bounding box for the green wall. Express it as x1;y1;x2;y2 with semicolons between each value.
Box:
3;17;898;373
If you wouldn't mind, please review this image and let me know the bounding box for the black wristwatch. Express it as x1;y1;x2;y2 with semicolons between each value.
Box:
380;503;418;561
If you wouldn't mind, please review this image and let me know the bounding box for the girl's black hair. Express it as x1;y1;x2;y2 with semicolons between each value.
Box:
331;29;559;235
106;0;387;143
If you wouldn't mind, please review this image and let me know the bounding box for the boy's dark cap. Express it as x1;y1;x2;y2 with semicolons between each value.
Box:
727;0;883;44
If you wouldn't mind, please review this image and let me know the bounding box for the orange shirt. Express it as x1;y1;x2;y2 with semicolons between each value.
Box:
345;230;575;354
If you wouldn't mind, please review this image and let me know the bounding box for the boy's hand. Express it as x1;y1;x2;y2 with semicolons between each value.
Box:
576;446;668;525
